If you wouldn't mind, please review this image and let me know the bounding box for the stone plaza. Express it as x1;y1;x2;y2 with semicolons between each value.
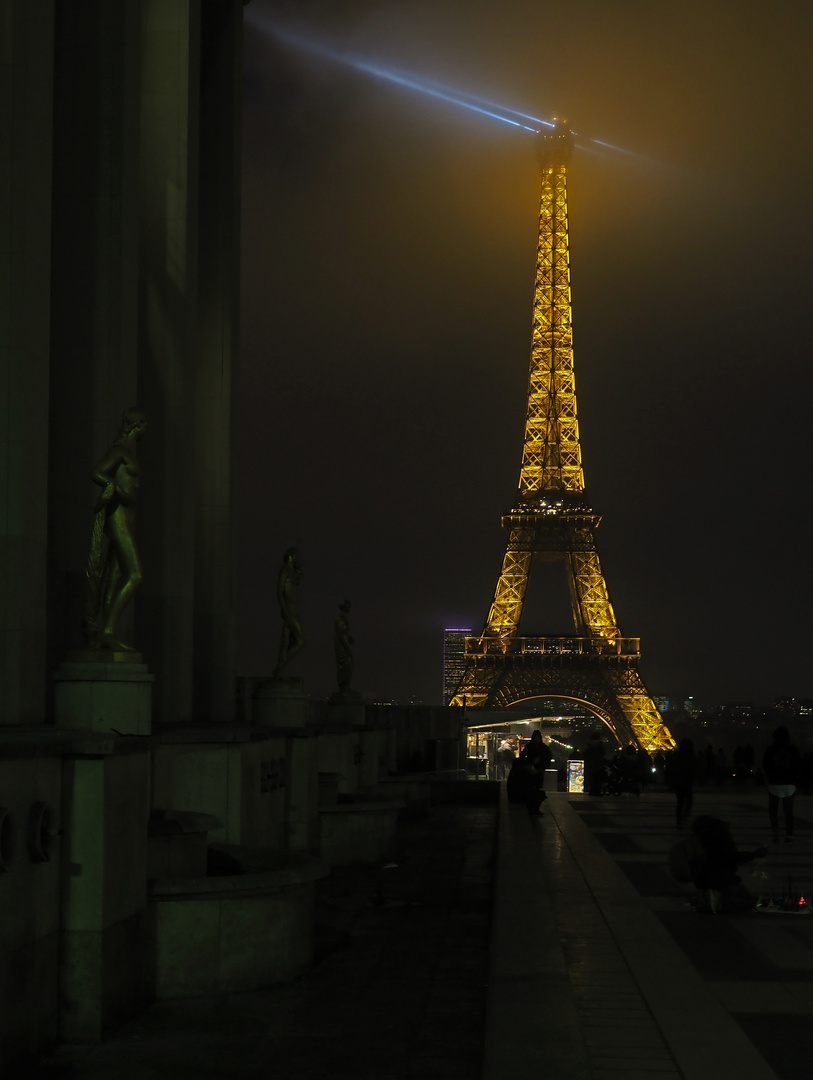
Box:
28;784;813;1080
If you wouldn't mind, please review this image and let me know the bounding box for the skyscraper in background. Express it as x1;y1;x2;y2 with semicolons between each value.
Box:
443;628;472;705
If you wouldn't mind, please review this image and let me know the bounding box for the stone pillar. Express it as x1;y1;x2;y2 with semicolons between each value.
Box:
137;0;242;724
59;743;150;1042
286;731;319;852
359;729;382;790
137;0;200;724
192;0;242;723
0;1;54;724
317;729;362;796
0;748;62;1069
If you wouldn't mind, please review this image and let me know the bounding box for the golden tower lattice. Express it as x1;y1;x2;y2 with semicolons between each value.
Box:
451;121;674;752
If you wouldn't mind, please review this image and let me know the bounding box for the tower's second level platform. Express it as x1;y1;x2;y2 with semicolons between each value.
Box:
464;635;641;660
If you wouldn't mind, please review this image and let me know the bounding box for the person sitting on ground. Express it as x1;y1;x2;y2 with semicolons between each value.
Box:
668;814;767;914
619;742;641;794
507;730;552;815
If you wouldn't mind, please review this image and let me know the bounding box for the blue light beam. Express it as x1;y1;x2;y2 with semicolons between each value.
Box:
248;13;654;163
251;18;548;134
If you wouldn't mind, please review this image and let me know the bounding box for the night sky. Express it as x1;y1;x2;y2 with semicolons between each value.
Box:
235;0;813;709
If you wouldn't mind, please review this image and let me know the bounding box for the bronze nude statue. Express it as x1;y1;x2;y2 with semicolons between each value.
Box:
334;599;354;691
272;547;304;678
81;407;147;651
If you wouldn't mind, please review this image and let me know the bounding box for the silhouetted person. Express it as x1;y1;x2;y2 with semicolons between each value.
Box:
654;751;666;784
507;730;551;814
637;746;653;791
714;746;728;785
584;731;606;796
763;725;801;843
666;738;697;826
703;743;715;785
742;743;755;775
670;814;767;914
619;743;640;793
695;815;767;912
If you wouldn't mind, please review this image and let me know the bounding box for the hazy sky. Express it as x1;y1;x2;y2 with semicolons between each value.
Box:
236;0;813;708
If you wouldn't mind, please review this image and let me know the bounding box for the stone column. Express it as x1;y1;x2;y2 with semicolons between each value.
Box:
59;743;150;1042
0;1;54;724
137;0;200;723
192;0;242;722
138;0;241;724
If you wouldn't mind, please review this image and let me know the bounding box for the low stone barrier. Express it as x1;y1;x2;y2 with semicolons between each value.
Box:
147;845;328;998
318;796;400;866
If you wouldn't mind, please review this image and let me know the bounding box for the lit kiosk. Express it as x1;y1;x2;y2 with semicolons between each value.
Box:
451;121;674;752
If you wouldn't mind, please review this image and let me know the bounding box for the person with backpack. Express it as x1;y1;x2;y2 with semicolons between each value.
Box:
668;814;767;914
762;725;801;844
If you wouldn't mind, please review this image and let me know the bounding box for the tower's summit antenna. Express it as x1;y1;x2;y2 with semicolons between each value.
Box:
538;117;573;167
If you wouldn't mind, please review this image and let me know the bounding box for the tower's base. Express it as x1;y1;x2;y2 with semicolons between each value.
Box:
452;651;674;751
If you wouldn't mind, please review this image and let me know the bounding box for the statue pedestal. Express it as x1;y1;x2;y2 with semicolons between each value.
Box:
54;656;153;736
253;677;309;728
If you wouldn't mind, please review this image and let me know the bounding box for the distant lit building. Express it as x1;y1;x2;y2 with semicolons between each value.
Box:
443;628;472;705
773;697;813;719
722;702;754;721
653;695;691;715
773;696;797;717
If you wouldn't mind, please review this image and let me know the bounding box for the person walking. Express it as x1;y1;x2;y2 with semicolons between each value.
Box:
762;725;801;843
584;731;607;796
496;737;515;781
666;738;697;827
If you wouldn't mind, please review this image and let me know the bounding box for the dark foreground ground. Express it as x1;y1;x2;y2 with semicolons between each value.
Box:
27;801;496;1080
25;784;813;1080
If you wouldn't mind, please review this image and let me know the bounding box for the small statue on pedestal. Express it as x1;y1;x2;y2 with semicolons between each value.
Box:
334;599;354;692
272;547;304;678
81;407;148;652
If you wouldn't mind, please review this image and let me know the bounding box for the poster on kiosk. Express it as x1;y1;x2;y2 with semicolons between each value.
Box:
567;759;584;794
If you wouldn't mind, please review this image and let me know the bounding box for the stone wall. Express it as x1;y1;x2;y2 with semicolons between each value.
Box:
0;4;247;1073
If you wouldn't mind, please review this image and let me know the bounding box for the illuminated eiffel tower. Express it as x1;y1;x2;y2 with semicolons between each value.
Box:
451;121;674;752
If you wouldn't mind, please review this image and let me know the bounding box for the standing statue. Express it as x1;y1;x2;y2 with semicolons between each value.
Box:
272;547;304;677
82;407;148;651
334;599;354;692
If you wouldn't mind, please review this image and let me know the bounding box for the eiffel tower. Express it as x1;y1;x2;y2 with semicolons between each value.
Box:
451;121;674;752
